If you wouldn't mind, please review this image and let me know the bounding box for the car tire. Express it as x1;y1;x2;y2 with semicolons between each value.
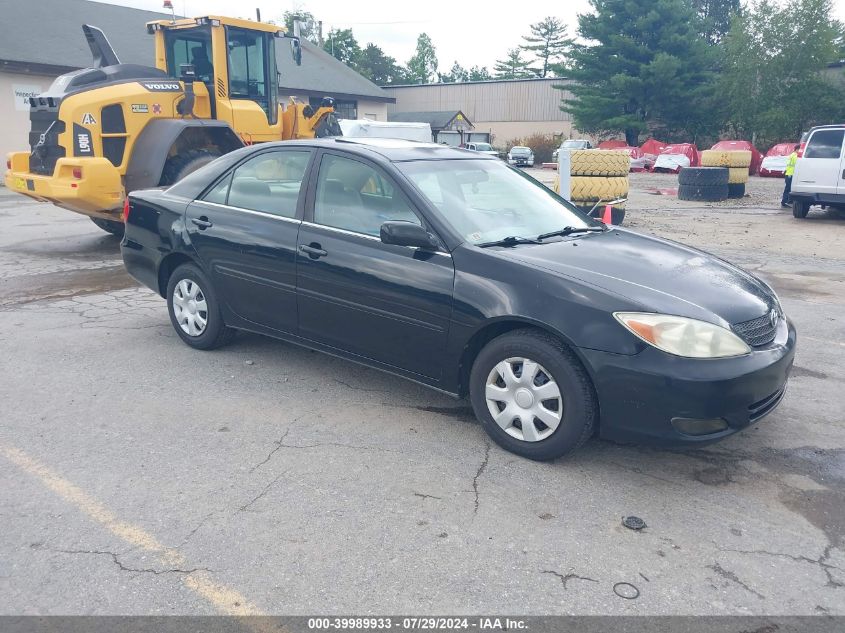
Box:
166;263;235;350
469;329;598;461
677;167;729;186
792;199;810;219
90;217;125;237
727;183;746;198
160;149;221;186
678;183;729;202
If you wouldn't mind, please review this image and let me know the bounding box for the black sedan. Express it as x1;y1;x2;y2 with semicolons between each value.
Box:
121;138;796;460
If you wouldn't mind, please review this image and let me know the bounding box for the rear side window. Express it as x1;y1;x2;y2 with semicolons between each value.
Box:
204;150;312;218
804;130;845;159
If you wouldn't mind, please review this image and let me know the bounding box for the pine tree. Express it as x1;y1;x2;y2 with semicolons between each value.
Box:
439;61;469;83
494;48;534;79
520;17;572;77
562;0;717;145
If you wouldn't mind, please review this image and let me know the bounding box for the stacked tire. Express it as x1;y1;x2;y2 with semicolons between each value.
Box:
677;167;729;201
700;149;752;198
568;150;630;225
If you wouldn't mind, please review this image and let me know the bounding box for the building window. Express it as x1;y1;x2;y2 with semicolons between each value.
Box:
310;97;357;120
365;113;378;120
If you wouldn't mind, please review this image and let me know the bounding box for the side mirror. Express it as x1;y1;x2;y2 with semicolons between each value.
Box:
290;38;302;66
380;221;439;250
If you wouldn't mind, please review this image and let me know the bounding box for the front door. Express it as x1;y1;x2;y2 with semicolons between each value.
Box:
186;148;314;333
296;152;455;381
795;128;845;196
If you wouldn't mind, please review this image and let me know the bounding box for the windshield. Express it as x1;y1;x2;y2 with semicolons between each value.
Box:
398;159;594;245
474;143;493;151
562;140;586;149
510;147;530;155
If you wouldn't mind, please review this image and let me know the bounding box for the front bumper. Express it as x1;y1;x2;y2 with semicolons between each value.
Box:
508;158;534;167
580;317;796;445
4;152;124;217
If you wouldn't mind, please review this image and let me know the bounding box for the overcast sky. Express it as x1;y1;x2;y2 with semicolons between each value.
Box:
93;0;845;72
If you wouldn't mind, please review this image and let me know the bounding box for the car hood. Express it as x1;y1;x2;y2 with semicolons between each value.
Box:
503;228;776;326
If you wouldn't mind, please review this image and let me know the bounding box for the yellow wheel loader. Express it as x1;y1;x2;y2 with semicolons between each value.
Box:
3;16;341;236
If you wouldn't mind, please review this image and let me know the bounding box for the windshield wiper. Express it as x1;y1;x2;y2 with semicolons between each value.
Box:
477;235;541;248
537;226;606;241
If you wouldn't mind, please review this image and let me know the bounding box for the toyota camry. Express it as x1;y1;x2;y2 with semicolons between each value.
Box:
121;138;796;460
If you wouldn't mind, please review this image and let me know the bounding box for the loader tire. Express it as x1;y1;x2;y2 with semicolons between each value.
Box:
569;150;630;176
678;183;729;202
727;183;746;198
160;149;221;186
570;176;629;201
728;167;749;184
700;149;752;169
677;167;728;186
90;217;124;237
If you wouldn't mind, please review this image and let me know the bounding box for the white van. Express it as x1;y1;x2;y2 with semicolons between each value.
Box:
790;125;845;218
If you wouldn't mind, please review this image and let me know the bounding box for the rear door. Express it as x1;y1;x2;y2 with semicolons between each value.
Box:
186;148;314;333
793;128;845;196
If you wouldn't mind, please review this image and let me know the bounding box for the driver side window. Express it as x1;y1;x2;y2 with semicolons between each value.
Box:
314;155;421;237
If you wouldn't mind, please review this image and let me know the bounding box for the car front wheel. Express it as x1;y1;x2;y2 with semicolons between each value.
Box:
166;263;235;350
469;329;598;460
792;199;810;218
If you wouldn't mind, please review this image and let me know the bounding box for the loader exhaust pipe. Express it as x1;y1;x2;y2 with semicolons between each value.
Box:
82;24;121;68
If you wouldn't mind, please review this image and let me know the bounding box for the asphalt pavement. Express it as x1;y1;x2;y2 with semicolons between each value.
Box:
0;180;843;616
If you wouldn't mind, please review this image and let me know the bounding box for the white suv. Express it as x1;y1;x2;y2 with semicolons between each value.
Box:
790;125;845;218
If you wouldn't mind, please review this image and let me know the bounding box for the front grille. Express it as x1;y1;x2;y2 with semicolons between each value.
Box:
749;386;786;421
733;312;778;347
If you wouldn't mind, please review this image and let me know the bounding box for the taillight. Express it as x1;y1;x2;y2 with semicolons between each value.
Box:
72;167;83;179
123;197;130;222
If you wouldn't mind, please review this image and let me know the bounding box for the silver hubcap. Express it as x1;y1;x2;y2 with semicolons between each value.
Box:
485;357;563;442
172;279;208;336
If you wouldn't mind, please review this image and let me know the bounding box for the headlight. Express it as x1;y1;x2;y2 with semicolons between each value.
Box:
614;312;751;358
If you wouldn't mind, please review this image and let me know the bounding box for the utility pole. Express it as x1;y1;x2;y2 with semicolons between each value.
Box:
317;20;324;47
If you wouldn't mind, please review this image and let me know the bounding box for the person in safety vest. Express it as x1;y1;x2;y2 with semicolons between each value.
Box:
781;144;800;208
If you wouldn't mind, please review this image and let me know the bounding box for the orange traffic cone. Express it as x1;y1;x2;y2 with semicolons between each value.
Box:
601;204;613;225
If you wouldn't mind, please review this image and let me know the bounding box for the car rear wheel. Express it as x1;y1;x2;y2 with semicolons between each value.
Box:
166;263;235;350
792;199;810;218
469;329;598;460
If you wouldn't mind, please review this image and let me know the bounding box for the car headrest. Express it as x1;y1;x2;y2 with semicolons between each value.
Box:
232;177;271;197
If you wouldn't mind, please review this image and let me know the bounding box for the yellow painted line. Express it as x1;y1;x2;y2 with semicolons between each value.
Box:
0;442;264;616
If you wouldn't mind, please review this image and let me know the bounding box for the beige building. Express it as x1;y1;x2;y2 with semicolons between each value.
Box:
0;0;392;164
383;77;575;146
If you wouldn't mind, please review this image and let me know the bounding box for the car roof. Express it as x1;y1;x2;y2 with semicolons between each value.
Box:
257;137;494;162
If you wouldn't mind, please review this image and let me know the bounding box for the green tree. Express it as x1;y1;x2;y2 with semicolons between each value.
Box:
323;28;362;67
520;16;572;77
406;34;438;84
720;0;845;146
691;0;742;44
283;9;319;44
357;43;407;85
468;66;492;81
494;48;534;79
562;0;717;146
439;61;469;83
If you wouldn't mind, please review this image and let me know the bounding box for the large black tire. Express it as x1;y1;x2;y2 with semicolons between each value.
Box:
160;149;221;186
792;199;810;219
678;167;729;186
727;183;746;199
90;217;124;237
678;183;729;202
166;263;235;350
469;329;598;461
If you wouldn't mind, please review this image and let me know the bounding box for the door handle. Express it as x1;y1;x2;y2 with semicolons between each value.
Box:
191;216;213;230
299;243;328;259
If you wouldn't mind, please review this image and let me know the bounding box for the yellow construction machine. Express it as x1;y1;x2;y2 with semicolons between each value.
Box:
4;15;340;235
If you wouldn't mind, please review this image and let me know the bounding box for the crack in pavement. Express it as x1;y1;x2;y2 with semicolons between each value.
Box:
413;491;442;500
250;427;292;473
239;470;290;512
541;569;599;590
715;543;842;589
473;442;491;515
41;546;213;576
707;562;765;599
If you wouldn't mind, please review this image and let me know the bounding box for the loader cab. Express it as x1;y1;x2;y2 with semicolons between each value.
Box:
149;16;285;142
